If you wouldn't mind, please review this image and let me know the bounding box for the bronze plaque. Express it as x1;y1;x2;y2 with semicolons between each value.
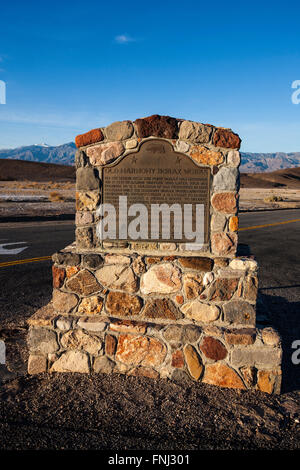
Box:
102;139;210;243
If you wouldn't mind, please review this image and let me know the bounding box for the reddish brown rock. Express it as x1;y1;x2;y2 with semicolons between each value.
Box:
183;273;204;299
106;292;143;317
200;336;227;361
211;232;237;256
52;266;65;288
75;128;104;147
65;269;101;296
225;328;256;346
211;192;237;214
128;367;159;379
105;334;117;356
175;295;184;305
183;344;203;380
172;350;185;368
203;363;246;390
213;128;241;149
208;277;239;301
134;115;178;139
116;334;167;367
141;298;182;321
178;257;213;271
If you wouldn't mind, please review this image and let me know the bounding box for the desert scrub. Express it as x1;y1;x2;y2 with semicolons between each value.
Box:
264;195;284;203
49;191;65;202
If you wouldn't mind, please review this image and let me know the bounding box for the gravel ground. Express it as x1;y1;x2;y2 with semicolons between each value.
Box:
0;262;299;451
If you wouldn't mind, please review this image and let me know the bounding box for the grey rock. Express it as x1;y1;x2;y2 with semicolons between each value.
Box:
75;149;89;168
231;347;282;368
82;254;104;269
172;369;192;383
93;356;115;374
223;301;256;326
105;120;134;141
213;167;239;191
28;328;58;354
182;325;201;343
52;252;81;266
76;167;100;191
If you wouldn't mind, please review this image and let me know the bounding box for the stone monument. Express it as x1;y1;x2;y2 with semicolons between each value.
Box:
27;115;282;394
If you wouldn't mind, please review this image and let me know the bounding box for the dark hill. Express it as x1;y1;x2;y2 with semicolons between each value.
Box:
0;159;75;182
240;167;300;189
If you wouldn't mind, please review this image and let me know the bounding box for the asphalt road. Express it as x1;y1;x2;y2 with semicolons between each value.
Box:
0;209;299;271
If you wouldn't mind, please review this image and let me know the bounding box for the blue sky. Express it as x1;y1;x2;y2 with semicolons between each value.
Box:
0;0;300;152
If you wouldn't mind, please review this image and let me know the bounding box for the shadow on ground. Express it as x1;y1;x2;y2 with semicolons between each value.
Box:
257;290;300;393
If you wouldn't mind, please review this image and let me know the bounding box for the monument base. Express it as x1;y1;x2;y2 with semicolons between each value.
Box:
27;244;282;394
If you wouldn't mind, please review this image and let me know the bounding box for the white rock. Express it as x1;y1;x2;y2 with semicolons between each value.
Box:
181;301;220;323
229;258;258;271
203;272;214;286
50;351;90;373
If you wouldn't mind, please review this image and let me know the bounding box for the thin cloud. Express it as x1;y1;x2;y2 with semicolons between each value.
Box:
114;34;136;44
0;110;110;129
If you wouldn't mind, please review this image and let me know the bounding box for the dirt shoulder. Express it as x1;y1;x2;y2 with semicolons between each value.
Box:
0;263;299;451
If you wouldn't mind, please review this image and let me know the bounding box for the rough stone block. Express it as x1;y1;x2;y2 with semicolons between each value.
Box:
75;128;104;148
86;141;124;165
28;355;47;374
179;121;212;143
115;334;167;367
213;128;241;149
142;298;182;321
211;192;237;214
200;336;228;360
28;328;58;354
105;291;143;317
135;115;178;139
203;363;246;390
223;301;256;326
76;167;100;191
231;348;282;368
51;351;90;373
105;120;134;141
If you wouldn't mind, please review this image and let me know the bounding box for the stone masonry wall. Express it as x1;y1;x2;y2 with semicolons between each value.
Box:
27;116;282;394
74;115;241;256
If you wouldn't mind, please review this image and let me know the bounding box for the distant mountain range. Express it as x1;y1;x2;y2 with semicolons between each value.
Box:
0;143;299;173
0;142;76;166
